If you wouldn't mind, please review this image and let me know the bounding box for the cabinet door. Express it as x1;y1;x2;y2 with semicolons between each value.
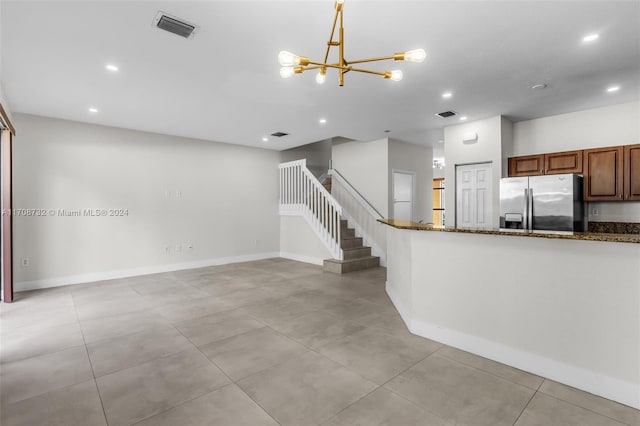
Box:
508;154;544;177
624;144;640;201
544;150;583;174
583;146;624;201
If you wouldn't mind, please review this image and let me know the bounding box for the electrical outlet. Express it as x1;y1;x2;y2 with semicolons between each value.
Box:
21;258;30;267
164;190;170;198
176;190;182;198
187;243;194;250
164;245;171;253
175;244;182;252
254;239;260;246
591;207;599;216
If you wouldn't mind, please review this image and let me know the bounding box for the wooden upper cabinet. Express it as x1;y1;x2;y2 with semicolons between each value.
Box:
624;144;640;201
583;146;624;201
544;150;583;174
508;154;544;177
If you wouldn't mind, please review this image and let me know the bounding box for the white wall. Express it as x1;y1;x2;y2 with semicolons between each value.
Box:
444;116;505;229
501;116;514;178
12;114;281;290
513;102;640;223
0;2;11;125
279;216;331;265
0;81;12;125
388;139;433;222
432;167;445;179
331;137;389;217
280;139;332;179
386;227;640;409
513;102;640;155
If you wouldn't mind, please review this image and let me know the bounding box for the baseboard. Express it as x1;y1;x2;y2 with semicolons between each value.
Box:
279;252;325;266
14;252;281;292
386;280;640;410
410;319;640;409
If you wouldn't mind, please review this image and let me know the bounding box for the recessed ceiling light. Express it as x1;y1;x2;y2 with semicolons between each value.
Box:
583;33;599;43
319;118;327;124
442;92;453;99
262;137;269;142
606;86;620;93
106;64;119;72
531;83;547;91
88;107;98;113
459;116;468;121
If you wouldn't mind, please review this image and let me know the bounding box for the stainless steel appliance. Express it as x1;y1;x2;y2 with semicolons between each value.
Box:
500;174;585;232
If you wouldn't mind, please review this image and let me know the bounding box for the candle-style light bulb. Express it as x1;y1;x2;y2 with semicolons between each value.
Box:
280;67;295;78
403;49;426;63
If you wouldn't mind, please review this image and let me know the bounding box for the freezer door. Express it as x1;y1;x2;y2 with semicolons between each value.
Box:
500;177;528;229
529;174;576;231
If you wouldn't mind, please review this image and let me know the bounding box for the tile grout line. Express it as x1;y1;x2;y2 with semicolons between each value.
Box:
70;290;110;426
121;320;251;426
431;347;636;426
319;340;447;425
375;345;452;423
430;345;544;392
163;272;380;425
533;386;637;426
511;390;538;426
171;321;284;426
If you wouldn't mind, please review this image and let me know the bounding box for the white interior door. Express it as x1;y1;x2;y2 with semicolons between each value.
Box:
393;170;415;221
456;163;492;229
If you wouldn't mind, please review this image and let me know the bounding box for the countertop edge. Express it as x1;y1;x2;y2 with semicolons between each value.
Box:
377;219;640;244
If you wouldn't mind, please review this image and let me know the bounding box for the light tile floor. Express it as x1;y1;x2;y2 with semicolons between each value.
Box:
1;258;638;426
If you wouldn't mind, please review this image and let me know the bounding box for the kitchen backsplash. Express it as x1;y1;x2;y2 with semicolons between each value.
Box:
587;201;640;223
588;221;640;234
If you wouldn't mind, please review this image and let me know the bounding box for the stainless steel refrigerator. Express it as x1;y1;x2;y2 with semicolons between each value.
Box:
500;174;585;232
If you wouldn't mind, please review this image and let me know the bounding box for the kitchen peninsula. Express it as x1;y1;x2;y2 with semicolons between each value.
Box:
379;219;640;409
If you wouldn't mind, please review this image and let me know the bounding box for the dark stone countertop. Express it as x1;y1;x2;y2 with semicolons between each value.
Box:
378;219;640;244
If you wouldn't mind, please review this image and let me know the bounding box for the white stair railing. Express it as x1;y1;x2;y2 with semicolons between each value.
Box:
279;159;343;260
328;168;387;266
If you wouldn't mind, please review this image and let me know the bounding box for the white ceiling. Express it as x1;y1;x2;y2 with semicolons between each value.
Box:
1;1;639;152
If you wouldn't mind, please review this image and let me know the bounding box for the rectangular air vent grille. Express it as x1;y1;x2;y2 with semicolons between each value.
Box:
436;111;457;118
154;12;198;39
271;132;289;137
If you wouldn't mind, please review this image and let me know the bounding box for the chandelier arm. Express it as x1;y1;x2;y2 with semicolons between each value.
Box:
349;67;389;77
324;8;341;64
308;61;347;70
339;7;345;86
346;55;397;65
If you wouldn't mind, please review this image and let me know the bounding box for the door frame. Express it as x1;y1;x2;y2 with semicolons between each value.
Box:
391;168;416;221
1;102;15;303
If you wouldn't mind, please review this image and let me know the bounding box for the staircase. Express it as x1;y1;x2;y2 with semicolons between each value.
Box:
323;219;380;274
322;176;332;192
279;159;381;274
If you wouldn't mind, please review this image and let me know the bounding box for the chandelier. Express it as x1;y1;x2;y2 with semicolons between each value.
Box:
278;0;426;86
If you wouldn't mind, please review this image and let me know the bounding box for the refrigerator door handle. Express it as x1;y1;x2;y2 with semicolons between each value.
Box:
528;188;534;231
523;188;529;230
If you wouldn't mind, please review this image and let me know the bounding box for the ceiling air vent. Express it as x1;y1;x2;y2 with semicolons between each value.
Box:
271;132;289;137
435;111;457;118
153;12;199;39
